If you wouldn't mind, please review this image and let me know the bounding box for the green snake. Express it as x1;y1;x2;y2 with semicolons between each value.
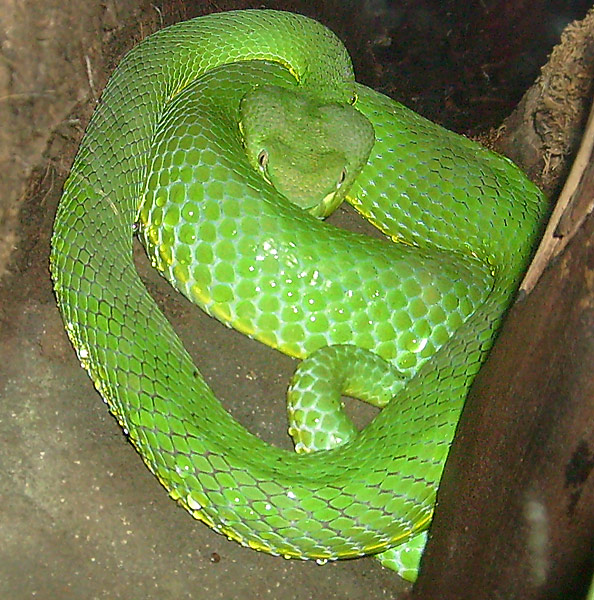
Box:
50;10;547;581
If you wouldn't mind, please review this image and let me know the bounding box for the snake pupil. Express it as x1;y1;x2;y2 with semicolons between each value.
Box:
258;149;269;170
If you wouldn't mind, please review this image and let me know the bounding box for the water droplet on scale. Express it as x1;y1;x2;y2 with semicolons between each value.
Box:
186;494;202;511
405;336;428;353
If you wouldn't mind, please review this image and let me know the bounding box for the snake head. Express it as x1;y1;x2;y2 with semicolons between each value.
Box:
240;84;374;218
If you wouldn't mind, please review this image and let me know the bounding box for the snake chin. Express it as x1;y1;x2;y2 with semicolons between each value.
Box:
308;190;338;219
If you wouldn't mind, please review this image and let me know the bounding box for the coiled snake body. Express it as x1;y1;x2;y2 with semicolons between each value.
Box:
50;10;546;580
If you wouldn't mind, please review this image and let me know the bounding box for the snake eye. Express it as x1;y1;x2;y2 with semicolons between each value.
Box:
257;149;269;170
337;167;347;187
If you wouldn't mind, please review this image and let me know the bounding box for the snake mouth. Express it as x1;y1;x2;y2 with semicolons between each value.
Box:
308;190;338;219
